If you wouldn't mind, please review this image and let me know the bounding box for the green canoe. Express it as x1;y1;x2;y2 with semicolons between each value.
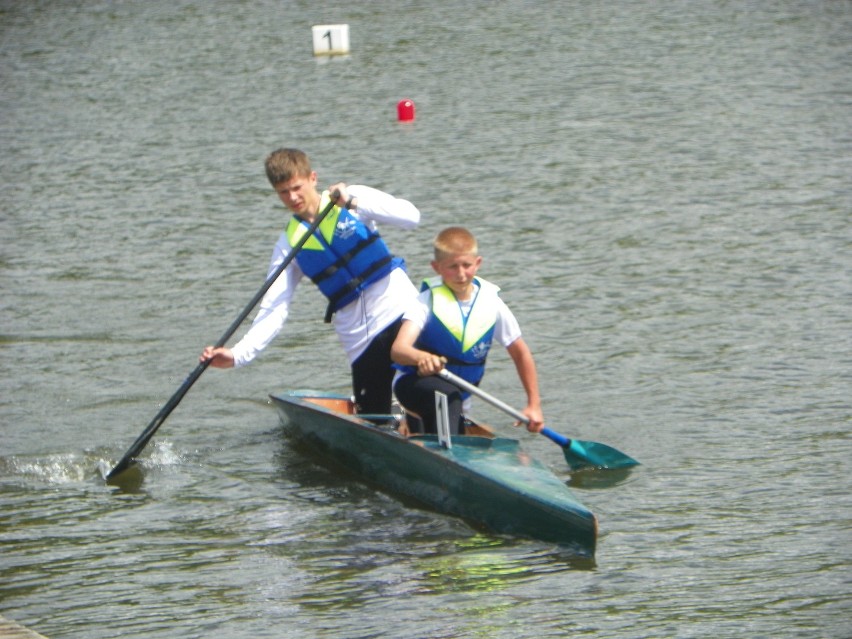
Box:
270;390;598;554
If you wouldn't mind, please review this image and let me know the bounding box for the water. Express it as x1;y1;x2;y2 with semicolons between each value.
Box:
2;1;850;637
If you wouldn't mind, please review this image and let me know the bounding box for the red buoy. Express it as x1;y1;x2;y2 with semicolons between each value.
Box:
397;99;415;122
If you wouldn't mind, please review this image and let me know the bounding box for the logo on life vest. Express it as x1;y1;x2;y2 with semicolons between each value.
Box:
471;341;491;360
335;217;357;240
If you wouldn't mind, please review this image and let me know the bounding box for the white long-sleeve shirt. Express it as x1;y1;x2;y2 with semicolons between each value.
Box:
231;185;420;367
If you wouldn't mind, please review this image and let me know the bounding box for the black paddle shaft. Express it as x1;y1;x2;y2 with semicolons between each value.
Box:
106;192;340;480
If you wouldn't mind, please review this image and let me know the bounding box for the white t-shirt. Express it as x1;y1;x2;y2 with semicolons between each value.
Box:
231;185;420;367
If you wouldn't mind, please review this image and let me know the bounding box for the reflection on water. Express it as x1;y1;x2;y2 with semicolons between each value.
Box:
419;535;596;595
567;467;637;490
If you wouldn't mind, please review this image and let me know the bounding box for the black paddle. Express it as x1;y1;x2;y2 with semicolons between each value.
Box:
105;192;340;483
438;369;639;471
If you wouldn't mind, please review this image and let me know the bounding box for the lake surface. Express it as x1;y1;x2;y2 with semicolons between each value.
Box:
2;1;850;637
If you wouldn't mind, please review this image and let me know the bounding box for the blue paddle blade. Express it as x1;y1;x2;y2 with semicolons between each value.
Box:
565;439;640;471
540;428;639;470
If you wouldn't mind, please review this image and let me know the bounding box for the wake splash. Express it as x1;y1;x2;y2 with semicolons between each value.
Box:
0;440;187;489
0;452;95;486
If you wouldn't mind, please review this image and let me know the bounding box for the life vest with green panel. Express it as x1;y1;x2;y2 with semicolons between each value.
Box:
287;191;404;322
400;275;501;394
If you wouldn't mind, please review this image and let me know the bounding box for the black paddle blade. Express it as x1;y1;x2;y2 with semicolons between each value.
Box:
104;459;144;490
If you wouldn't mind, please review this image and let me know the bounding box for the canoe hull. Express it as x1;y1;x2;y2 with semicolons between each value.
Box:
270;391;597;554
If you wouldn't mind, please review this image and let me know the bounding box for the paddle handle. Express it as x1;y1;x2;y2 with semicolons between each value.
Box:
439;370;572;447
438;370;639;470
107;191;341;480
437;369;530;425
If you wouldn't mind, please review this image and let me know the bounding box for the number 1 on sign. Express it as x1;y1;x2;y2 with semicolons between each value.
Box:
312;24;349;56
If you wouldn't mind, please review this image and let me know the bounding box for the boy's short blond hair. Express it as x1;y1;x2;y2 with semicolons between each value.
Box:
265;148;312;186
434;226;478;261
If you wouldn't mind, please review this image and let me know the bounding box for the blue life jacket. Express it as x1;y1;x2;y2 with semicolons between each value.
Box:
398;276;500;394
287;192;404;322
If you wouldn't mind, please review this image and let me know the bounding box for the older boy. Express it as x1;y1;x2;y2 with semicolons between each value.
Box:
391;226;543;435
201;148;420;415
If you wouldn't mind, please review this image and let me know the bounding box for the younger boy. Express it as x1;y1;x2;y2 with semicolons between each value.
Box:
391;226;543;435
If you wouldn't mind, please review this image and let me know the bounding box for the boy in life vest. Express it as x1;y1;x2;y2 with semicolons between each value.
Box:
390;226;544;435
201;148;420;416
